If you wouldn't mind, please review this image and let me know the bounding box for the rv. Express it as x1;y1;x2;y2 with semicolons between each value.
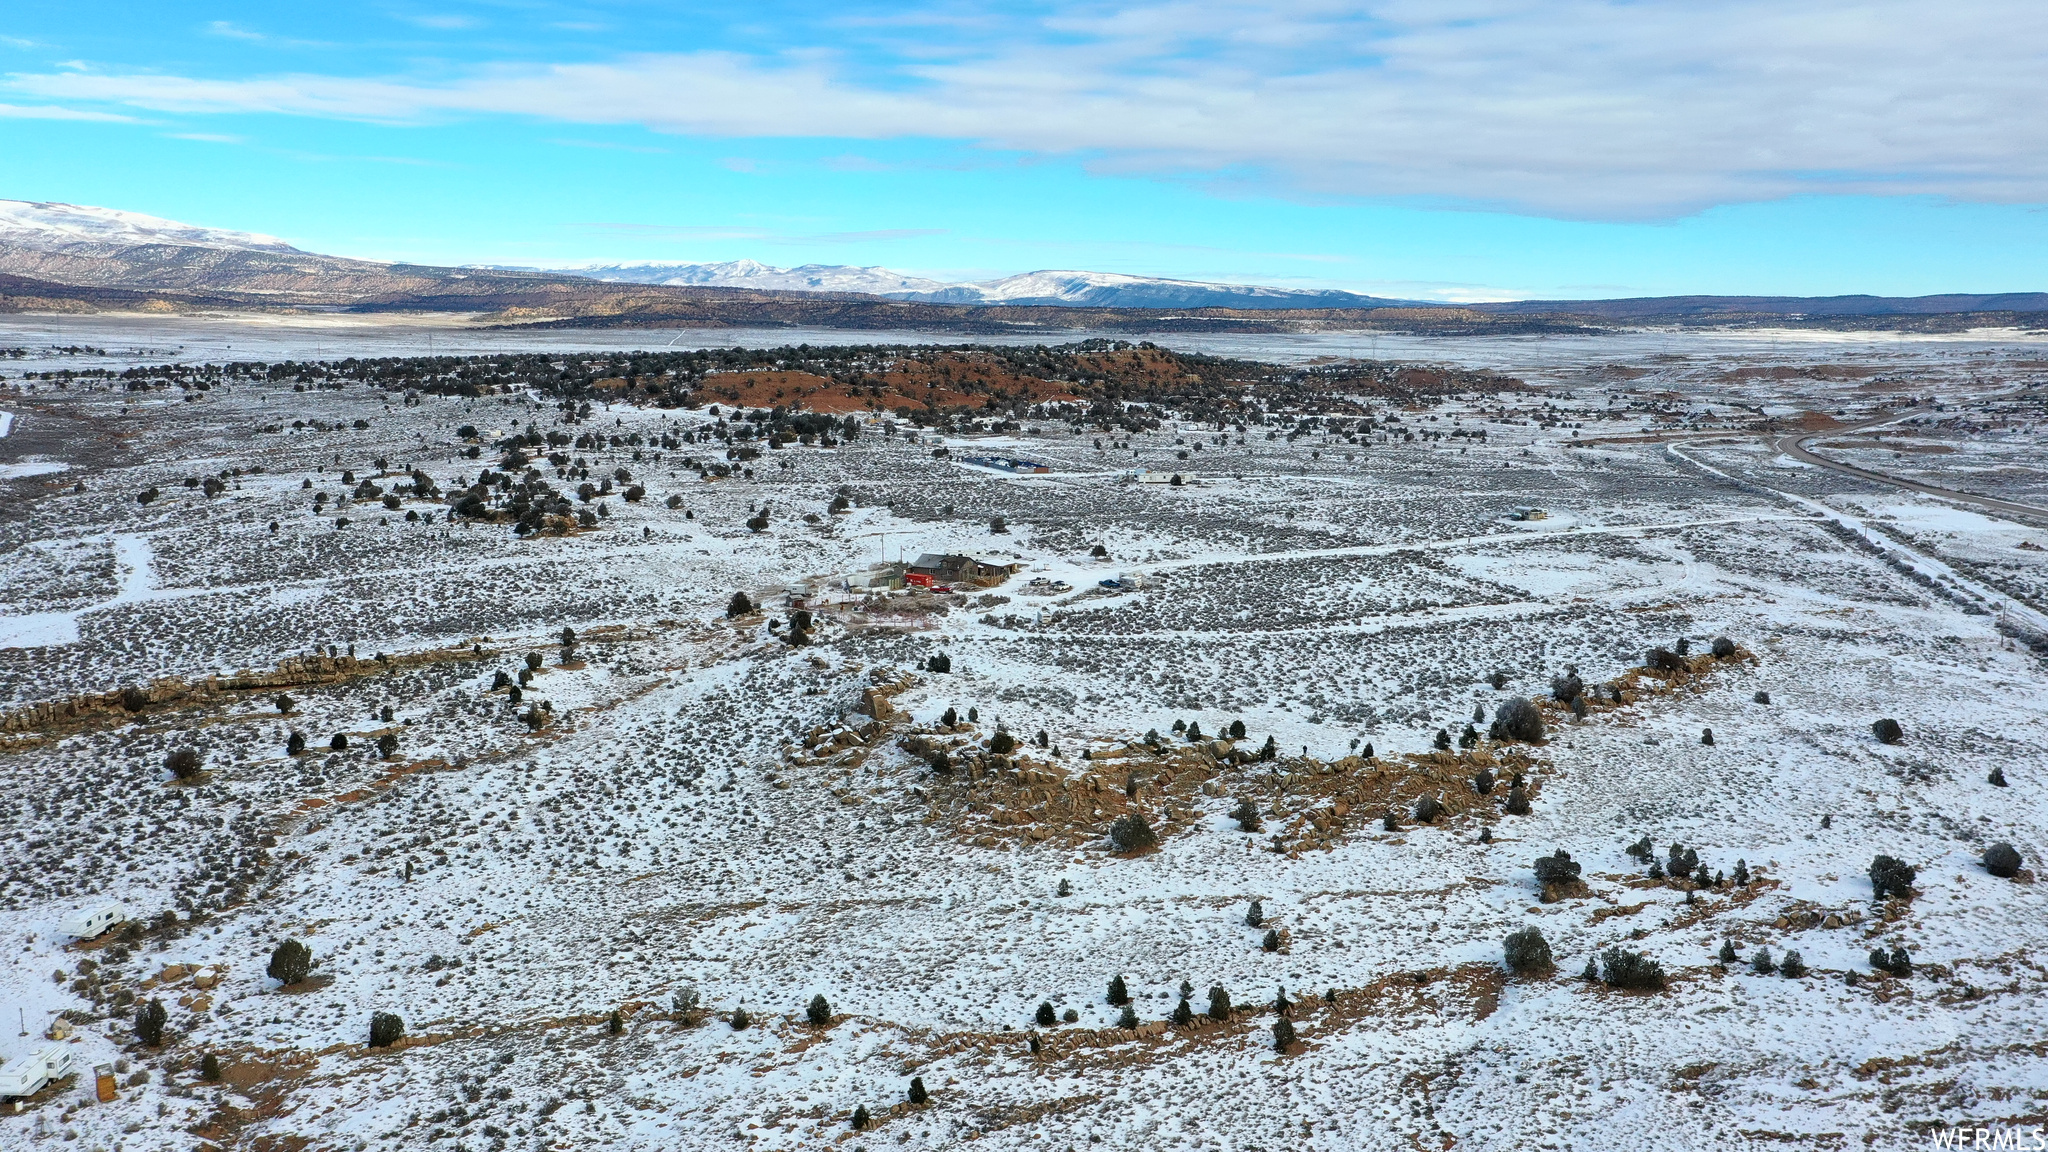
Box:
57;903;127;940
0;1044;75;1101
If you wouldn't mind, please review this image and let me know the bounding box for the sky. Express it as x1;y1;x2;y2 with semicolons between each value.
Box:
2;1;2046;302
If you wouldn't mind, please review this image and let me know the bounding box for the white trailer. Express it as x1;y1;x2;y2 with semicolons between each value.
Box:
0;1044;74;1100
57;903;127;940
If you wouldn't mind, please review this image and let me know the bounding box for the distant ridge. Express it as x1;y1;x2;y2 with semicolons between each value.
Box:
557;260;1409;310
0;200;2042;330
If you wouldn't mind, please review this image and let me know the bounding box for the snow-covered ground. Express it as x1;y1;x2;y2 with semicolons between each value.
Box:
0;332;2044;1151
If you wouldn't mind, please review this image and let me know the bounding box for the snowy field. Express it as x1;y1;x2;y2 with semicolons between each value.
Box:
0;323;2045;1151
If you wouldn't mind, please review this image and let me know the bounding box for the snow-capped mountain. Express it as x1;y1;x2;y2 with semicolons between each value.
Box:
559;260;1401;310
0;199;301;255
898;269;1395;309
571;259;956;296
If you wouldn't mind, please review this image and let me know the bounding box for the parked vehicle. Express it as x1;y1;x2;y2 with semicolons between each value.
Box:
0;1044;75;1101
57;903;127;940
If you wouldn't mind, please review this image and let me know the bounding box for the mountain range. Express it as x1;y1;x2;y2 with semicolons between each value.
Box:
0;199;2043;332
565;259;1405;310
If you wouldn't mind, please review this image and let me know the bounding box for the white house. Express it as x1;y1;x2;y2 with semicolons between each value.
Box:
57;903;127;940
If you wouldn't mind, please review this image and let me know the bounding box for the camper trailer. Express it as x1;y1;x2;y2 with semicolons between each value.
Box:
0;1044;75;1101
57;903;127;940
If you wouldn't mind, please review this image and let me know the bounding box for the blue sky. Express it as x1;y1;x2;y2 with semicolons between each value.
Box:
3;1;2046;301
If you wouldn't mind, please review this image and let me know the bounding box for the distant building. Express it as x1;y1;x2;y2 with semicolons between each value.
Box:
1511;506;1549;521
958;455;1052;474
906;553;1025;588
1123;468;1188;485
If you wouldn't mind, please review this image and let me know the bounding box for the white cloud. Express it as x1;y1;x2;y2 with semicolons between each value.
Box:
0;101;136;122
207;21;266;42
12;0;2048;219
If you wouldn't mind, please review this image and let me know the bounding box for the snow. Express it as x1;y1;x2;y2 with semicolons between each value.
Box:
0;326;2045;1150
0;200;301;254
546;261;1395;308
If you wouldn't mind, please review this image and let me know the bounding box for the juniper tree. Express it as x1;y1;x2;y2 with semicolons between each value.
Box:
1434;728;1452;751
1505;780;1532;815
1533;850;1581;886
1600;948;1666;989
1056;878;1072;896
368;1011;404;1047
1751;947;1776;975
1700;728;1714;746
1107;975;1130;1005
727;592;753;617
671;987;700;1015
968;708;978;722
1755;690;1771;704
607;1010;624;1035
990;730;1016;755
942;706;959;727
1732;859;1751;885
286;732;306;756
1869;855;1916;900
1229;719;1246;739
275;694;296;713
1472;768;1495;796
268;939;311;985
1230;798;1263;832
1779;950;1808;978
1109;814;1156;853
909;1077;927;1104
1503;927;1553;974
1035;1002;1057;1026
1208;986;1232;1019
201;1053;222;1082
1490;696;1546;742
851;1105;870;1131
1984;842;2022;878
1414;795;1444;824
1262;928;1281;952
1871;717;1905;745
1382;810;1400;832
1711;636;1736;658
1117;1005;1139;1029
1171;998;1193;1025
1989;766;2008;787
165;749;202;780
927;652;951;673
135;998;167;1046
730;1008;751;1030
1625;835;1654;864
1551;673;1584;703
1272;1018;1297;1052
525;652;543;672
377;734;400;760
1718;940;1738;966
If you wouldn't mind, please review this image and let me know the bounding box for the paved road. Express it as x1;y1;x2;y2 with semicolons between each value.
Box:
1773;410;2048;523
